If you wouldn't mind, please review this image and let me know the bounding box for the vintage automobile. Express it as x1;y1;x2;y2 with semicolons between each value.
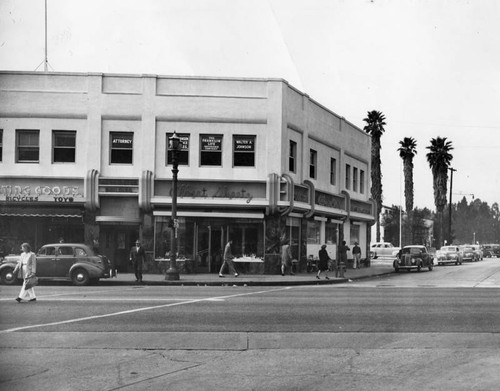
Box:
0;243;111;286
435;246;463;266
370;242;401;259
469;245;483;261
459;245;478;262
393;245;433;272
482;244;500;258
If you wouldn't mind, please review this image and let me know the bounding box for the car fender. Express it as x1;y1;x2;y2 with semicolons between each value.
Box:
69;262;105;279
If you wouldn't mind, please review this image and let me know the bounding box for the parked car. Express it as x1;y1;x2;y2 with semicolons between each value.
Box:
469;245;483;261
370;242;401;259
435;246;463;266
459;245;478;262
0;243;111;286
394;245;433;272
482;244;500;258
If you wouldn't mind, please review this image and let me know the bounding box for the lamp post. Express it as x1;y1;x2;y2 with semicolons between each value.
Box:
448;167;457;245
165;131;181;281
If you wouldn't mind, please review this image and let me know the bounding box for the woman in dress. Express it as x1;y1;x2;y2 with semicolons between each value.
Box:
316;244;330;280
13;242;37;303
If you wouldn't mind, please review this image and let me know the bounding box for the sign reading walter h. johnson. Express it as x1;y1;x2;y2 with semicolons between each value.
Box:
0;184;84;203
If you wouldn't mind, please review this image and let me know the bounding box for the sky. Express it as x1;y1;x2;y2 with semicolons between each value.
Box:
1;0;499;211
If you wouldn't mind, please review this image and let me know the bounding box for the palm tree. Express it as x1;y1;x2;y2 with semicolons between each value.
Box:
398;137;417;243
426;137;454;247
363;110;386;242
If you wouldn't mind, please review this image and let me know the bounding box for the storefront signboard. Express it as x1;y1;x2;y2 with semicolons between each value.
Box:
234;136;255;151
351;199;373;215
315;191;345;210
0;179;85;203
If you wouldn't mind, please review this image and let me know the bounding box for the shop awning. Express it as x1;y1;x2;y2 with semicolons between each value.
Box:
0;205;84;218
153;210;264;219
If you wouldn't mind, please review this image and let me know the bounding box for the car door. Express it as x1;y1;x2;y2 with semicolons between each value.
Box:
36;246;56;277
54;245;76;277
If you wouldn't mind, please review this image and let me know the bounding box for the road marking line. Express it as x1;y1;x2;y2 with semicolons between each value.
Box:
0;287;292;334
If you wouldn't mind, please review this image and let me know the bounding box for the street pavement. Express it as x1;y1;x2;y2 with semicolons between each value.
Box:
100;260;395;286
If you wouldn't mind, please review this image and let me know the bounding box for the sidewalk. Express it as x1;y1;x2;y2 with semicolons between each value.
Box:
100;261;395;286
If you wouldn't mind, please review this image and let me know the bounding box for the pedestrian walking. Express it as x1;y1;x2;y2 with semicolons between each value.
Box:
14;242;37;303
130;239;146;283
338;240;350;277
281;240;294;276
352;242;361;269
316;244;330;280
219;240;239;277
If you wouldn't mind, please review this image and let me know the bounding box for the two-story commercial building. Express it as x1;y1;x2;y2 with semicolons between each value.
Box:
0;71;375;274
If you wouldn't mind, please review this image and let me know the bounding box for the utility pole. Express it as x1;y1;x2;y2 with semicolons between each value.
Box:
448;167;457;244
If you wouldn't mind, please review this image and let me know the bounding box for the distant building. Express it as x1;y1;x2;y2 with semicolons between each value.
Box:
0;71;375;273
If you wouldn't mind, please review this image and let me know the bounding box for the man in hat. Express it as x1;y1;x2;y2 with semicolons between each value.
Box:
130;239;146;283
352;241;361;269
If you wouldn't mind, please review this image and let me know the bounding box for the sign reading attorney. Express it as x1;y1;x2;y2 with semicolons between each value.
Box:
112;133;133;148
201;135;222;151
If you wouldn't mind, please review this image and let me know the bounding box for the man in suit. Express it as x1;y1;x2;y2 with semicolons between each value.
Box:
130;239;146;283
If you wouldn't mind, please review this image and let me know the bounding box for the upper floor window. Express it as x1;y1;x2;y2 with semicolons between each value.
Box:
16;130;39;163
330;157;336;185
233;135;255;167
353;167;358;192
53;130;76;163
200;134;222;166
110;132;133;164
360;170;365;194
309;149;317;179
167;133;190;165
289;140;297;172
345;164;351;189
0;130;2;161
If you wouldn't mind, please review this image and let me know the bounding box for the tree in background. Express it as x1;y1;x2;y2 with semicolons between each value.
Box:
426;137;454;247
382;206;434;247
363;110;386;241
398;137;418;242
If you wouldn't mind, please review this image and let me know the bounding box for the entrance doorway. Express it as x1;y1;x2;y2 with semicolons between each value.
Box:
195;224;223;273
99;225;139;273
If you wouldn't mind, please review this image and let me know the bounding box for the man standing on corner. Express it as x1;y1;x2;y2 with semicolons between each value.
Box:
352;241;361;269
130;239;146;283
219;240;239;278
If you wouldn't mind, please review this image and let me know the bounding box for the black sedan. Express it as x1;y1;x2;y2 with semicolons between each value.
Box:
0;243;111;286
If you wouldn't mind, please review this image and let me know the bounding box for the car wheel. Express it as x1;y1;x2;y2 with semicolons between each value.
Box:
417;262;421;272
394;265;399;273
428;263;433;271
0;268;18;285
71;268;90;286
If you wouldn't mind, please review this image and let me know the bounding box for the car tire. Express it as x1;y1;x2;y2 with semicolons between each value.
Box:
428;263;433;271
71;268;90;286
0;268;18;285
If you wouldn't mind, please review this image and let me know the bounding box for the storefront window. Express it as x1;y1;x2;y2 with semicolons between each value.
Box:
325;222;338;245
306;220;321;244
167;133;189;165
16;129;39;162
233;135;255;167
53;130;76;163
350;224;360;245
200;134;222;166
110;132;133;164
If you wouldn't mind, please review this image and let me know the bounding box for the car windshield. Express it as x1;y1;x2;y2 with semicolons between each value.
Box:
402;248;423;255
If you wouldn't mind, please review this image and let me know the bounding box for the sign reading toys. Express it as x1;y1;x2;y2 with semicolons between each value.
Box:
200;135;222;151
